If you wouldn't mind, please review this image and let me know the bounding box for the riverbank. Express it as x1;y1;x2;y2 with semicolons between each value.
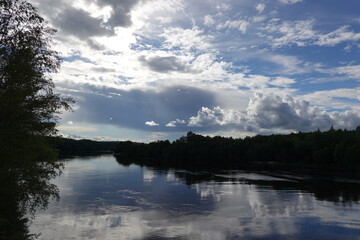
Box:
114;128;360;178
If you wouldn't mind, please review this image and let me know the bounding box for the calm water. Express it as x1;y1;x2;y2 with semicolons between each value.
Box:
30;155;360;240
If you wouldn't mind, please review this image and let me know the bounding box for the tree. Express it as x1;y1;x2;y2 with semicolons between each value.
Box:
0;0;73;135
0;0;73;239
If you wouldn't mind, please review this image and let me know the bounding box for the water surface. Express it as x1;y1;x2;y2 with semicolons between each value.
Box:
30;155;360;240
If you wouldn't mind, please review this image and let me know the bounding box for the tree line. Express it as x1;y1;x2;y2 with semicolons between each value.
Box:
49;137;119;157
115;127;360;171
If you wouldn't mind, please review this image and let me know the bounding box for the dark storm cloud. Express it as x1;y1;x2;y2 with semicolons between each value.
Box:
32;0;142;41
139;56;192;73
96;0;142;28
54;7;112;39
59;83;217;131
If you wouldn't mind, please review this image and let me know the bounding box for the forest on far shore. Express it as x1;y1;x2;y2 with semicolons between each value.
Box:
49;137;119;156
114;126;360;172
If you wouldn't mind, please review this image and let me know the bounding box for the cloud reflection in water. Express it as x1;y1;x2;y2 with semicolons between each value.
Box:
30;155;360;240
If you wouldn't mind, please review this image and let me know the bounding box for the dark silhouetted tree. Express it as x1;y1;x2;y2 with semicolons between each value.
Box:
0;0;73;239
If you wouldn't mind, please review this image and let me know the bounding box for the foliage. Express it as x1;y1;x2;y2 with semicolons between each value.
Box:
0;0;72;135
115;127;360;172
49;137;119;156
0;0;73;239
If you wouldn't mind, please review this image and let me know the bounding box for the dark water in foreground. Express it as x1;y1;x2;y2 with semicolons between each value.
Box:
30;155;360;240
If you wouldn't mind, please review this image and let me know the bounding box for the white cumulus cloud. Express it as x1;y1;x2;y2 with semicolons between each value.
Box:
166;119;186;127
145;121;160;126
187;93;360;132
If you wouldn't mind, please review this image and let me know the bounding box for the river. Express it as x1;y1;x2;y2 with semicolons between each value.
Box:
30;154;360;240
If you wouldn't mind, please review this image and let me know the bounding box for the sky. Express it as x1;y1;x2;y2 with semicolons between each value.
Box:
28;0;360;142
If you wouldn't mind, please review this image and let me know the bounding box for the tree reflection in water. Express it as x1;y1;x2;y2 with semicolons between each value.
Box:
117;157;360;205
176;171;360;204
0;136;63;240
29;155;359;240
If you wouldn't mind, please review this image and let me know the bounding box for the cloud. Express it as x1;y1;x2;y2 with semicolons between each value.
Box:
315;26;360;46
60;134;126;141
91;66;115;73
215;3;231;12
301;88;360;110
27;0;360;139
246;93;328;130
54;6;112;40
204;15;215;27
57;125;98;132
269;77;296;87
96;0;141;28
165;122;176;127
255;3;265;14
188;106;247;128
161;26;213;51
139;56;191;73
217;20;250;34
263;54;322;75
253;16;267;23
262;19;360;48
265;55;304;74
262;19;317;47
30;0;142;46
58;83;217;131
166;119;186;127
189;107;225;127
278;0;303;5
145;121;159;126
187;93;360;132
91;135;126;141
333;65;360;79
30;0;110;41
